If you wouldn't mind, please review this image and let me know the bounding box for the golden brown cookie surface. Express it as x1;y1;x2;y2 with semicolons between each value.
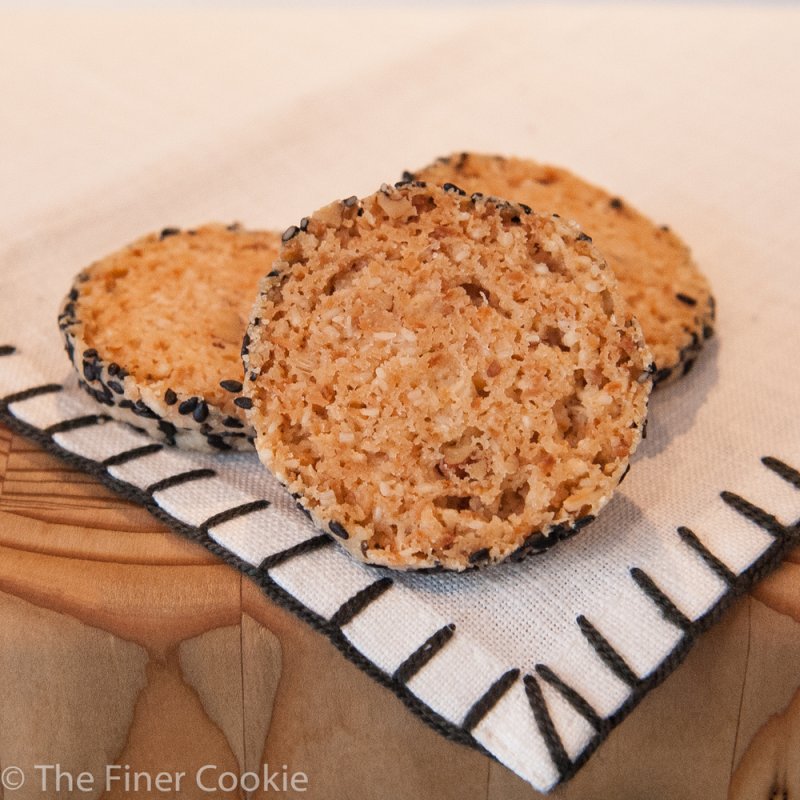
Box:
244;183;653;570
408;153;715;384
59;224;281;451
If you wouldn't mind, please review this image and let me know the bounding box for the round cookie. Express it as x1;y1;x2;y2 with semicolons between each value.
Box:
406;153;715;385
58;223;281;452
244;182;654;571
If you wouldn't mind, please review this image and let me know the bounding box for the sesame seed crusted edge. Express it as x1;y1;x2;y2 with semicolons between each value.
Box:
58;226;259;453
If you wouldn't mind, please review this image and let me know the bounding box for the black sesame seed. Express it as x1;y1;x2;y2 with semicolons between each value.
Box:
675;293;697;307
609;197;624;210
158;420;177;437
524;531;551;552
83;348;98;359
468;547;491;564
660;224;670;232
206;434;232;451
401;170;415;182
343;195;358;207
107;380;124;395
299;217;310;232
267;270;280;278
281;225;299;243
193;400;209;423
222;415;245;429
178;396;199;415
220;379;243;393
119;399;134;410
682;357;697;376
703;324;714;340
226;222;241;231
442;182;466;196
233;396;253;410
329;521;349;539
549;523;571;542
82;361;98;382
654;367;672;384
520;203;532;215
160;227;180;240
552;213;560;218
107;362;120;376
619;463;631;484
69;288;79;302
164;388;178;405
510;215;521;224
241;333;250;358
132;401;158;419
576;232;592;242
573;515;596;530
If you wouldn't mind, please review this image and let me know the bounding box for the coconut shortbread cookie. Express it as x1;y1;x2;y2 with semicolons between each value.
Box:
58;224;281;451
244;182;654;571
407;153;715;385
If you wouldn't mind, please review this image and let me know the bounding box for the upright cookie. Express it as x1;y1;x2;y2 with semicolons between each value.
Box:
58;224;281;452
244;183;654;571
406;153;715;385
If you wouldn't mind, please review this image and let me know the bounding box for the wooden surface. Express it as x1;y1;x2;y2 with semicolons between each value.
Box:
0;421;798;799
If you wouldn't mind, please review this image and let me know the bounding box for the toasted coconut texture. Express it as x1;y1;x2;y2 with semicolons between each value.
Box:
407;153;715;386
244;183;654;571
58;224;281;452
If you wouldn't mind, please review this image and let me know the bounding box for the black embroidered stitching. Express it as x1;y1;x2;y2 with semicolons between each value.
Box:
556;522;800;786
524;674;572;776
2;374;799;788
677;525;737;586
394;624;456;684
0;399;486;759
258;534;333;570
102;443;164;467
0;383;63;406
534;664;603;731
199;499;271;534
721;490;788;537
329;577;394;628
44;414;110;435
0;345;16;356
629;567;691;631
146;468;216;495
762;455;800;490
463;668;520;732
577;615;639;688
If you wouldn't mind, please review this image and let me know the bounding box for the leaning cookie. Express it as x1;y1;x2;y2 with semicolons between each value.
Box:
243;182;654;571
406;153;715;385
58;224;281;452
